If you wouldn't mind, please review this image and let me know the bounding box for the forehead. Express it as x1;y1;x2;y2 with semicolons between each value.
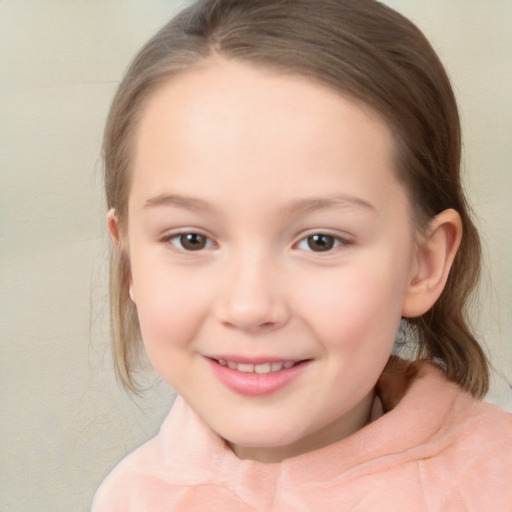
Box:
130;59;407;216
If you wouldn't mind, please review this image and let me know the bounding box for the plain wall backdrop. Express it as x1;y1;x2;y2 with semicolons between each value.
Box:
1;1;510;511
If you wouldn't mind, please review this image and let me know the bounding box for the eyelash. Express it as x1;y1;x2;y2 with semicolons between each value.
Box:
161;231;350;254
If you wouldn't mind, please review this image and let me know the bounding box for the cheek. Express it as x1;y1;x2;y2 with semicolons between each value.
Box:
130;258;210;352
295;259;408;351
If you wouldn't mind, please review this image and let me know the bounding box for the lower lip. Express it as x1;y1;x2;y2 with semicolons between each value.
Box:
207;359;309;396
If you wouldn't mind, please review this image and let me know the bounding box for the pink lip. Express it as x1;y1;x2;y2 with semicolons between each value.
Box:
206;357;310;397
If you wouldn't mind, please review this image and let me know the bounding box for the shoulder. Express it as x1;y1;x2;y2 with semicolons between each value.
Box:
91;397;183;512
450;398;512;465
416;384;512;509
91;427;252;512
409;361;512;475
371;361;512;510
467;398;512;432
431;400;512;510
375;360;512;509
91;396;242;512
91;434;166;512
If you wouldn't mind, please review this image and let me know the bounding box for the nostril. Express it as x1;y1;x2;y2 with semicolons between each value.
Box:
221;319;278;333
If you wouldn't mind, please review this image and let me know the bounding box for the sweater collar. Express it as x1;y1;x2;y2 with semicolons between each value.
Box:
157;359;466;506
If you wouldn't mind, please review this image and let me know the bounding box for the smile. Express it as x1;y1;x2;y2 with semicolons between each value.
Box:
217;360;296;374
207;357;310;396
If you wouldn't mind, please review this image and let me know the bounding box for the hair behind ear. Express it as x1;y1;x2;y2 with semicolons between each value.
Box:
403;209;489;398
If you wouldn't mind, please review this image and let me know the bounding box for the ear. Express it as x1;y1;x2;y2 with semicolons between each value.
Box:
106;208;120;244
401;209;462;318
106;209;136;303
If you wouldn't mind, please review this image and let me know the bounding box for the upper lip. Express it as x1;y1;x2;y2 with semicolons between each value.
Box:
205;354;309;365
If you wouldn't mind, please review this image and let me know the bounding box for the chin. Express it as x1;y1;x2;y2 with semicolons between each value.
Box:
219;421;305;451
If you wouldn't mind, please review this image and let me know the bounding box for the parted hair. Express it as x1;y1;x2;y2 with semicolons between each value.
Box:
103;0;489;396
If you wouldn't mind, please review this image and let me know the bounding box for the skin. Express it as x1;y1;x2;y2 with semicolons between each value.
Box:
109;59;461;463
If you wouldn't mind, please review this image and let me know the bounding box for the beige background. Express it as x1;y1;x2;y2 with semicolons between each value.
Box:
1;1;510;511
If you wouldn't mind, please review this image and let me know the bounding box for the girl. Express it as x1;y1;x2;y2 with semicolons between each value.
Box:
93;0;512;510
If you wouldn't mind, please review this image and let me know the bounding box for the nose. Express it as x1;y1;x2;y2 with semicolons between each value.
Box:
214;249;291;333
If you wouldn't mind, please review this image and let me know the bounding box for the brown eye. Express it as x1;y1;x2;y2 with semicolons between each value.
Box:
169;233;213;251
306;234;335;252
180;233;206;250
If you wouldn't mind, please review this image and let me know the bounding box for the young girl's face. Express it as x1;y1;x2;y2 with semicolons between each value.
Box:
123;59;421;462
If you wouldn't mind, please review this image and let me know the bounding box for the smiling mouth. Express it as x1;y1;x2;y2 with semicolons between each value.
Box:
216;360;298;374
207;357;310;396
209;358;309;375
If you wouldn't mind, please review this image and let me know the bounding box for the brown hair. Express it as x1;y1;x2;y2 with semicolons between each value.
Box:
103;0;489;396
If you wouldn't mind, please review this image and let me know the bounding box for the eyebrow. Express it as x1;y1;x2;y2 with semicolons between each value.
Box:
143;193;375;215
143;194;216;213
284;195;376;215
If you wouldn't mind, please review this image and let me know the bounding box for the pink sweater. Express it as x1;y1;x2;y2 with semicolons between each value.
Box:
92;362;512;511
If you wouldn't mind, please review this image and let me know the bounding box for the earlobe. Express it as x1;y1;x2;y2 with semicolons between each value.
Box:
401;209;462;318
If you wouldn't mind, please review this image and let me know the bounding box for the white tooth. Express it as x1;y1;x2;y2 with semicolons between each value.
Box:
237;363;255;373
218;359;227;366
283;361;295;369
271;362;284;372
254;363;272;374
227;361;238;370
